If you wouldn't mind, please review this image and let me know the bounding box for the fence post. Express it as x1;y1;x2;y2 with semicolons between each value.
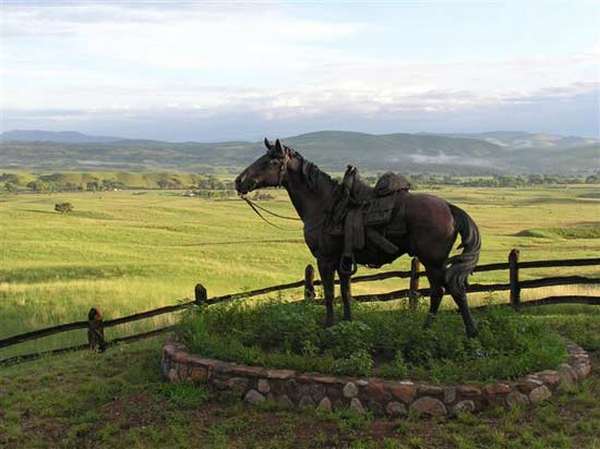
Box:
509;249;521;310
87;308;106;352
195;283;207;306
304;264;316;301
409;258;421;310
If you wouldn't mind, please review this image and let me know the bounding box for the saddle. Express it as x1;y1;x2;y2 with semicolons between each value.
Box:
329;165;411;275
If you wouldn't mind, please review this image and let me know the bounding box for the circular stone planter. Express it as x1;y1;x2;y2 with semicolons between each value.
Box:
160;341;591;417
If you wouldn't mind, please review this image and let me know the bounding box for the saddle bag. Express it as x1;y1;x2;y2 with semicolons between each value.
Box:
364;194;396;226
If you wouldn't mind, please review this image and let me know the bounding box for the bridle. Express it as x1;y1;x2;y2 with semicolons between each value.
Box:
240;148;302;229
275;147;290;188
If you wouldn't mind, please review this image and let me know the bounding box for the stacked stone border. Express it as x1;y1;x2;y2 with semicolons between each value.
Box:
161;341;591;417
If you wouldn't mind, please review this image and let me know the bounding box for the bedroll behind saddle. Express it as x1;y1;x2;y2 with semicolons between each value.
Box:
374;172;411;196
335;167;411;275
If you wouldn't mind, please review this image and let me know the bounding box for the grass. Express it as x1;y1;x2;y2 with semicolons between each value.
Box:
520;304;600;351
1;184;600;448
515;222;600;239
0;185;599;359
179;301;567;383
0;328;599;449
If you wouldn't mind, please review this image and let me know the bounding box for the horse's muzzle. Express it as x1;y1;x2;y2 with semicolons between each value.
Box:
234;174;256;195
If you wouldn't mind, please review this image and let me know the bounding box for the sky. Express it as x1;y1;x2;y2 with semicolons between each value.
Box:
0;0;598;141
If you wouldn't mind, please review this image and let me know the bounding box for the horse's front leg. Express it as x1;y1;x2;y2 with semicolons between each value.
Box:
317;258;336;327
338;271;353;321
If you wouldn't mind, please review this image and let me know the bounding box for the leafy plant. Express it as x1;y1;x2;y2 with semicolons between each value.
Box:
323;320;374;358
180;302;567;383
378;352;409;378
333;350;374;377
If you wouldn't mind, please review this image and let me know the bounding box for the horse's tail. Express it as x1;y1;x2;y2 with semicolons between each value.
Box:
444;203;481;293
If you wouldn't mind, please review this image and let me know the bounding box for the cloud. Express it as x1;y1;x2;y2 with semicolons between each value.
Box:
1;1;598;138
3;82;598;140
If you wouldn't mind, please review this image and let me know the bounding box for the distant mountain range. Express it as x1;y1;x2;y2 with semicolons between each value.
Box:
1;129;598;175
0;129;127;144
437;131;599;150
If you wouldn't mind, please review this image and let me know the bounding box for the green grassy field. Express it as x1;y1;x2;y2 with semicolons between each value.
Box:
1;185;599;358
1;335;599;449
1;184;600;448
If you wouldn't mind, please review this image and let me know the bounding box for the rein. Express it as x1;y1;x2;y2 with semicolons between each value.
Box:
241;195;301;230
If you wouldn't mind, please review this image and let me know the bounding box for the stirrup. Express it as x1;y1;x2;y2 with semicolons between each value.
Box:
339;255;357;276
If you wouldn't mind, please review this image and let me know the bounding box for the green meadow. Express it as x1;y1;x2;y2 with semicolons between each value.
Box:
1;184;599;359
1;184;600;449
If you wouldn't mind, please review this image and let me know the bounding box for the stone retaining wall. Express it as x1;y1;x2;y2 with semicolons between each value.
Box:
161;341;591;417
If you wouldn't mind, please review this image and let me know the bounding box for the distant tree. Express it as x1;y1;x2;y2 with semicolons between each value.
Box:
585;175;599;184
101;179;125;191
27;180;48;193
3;182;17;193
86;181;100;192
442;175;458;185
197;175;226;190
63;182;81;191
39;173;65;183
55;202;74;214
496;176;526;187
527;174;544;185
543;175;560;184
0;173;20;184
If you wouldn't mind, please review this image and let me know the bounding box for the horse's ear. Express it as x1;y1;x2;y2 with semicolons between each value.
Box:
274;139;284;156
264;137;272;150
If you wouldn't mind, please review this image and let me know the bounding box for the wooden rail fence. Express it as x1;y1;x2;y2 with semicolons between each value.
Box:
1;249;599;367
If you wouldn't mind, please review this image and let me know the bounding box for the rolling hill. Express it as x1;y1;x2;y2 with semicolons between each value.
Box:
442;131;598;149
0;129;127;144
0;129;598;174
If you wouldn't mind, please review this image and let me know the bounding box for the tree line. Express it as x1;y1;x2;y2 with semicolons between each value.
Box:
0;172;236;193
395;173;600;188
2;171;599;194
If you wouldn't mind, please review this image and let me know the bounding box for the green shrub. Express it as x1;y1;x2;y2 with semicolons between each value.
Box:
199;301;322;354
333;350;374;377
323;320;374;358
55;202;74;214
179;302;567;383
249;302;322;353
377;352;409;378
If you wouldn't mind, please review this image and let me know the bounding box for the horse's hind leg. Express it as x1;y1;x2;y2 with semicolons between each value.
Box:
423;264;445;329
447;284;478;338
338;271;352;321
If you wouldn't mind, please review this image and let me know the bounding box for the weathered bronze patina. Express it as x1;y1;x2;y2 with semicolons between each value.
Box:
235;139;481;337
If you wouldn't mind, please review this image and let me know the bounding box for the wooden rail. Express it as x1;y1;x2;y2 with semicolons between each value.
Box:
207;269;415;303
0;301;195;349
1;250;599;367
350;276;600;303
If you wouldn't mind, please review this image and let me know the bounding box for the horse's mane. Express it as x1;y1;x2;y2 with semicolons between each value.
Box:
285;146;339;193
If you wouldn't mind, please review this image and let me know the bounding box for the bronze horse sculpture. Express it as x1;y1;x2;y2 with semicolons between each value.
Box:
235;139;481;337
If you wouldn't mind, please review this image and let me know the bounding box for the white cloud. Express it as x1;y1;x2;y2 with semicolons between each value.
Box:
1;1;598;138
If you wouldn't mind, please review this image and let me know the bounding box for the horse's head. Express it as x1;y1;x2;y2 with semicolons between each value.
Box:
235;138;292;195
